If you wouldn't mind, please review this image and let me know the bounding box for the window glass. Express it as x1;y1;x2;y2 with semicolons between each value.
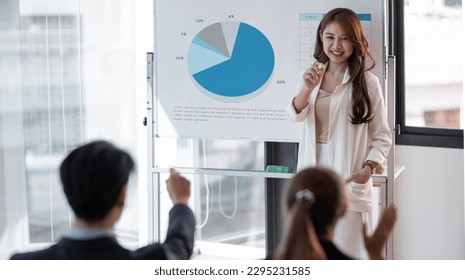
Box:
404;0;463;129
156;139;266;259
19;2;81;243
0;0;151;253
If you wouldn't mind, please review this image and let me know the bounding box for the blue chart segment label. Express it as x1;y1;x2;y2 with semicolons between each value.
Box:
188;21;275;100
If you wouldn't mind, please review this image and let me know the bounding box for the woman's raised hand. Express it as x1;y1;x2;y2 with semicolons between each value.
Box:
293;61;326;113
302;62;325;90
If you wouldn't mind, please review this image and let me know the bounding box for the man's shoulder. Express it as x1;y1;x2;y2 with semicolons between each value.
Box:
131;243;166;260
10;244;60;260
11;237;129;260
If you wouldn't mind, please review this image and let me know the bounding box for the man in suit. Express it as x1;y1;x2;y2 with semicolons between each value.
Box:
11;140;195;260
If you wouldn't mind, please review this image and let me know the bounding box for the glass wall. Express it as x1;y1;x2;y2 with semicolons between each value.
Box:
0;0;152;257
19;6;82;244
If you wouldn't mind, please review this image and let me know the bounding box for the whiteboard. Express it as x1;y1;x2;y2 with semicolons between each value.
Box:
153;0;385;142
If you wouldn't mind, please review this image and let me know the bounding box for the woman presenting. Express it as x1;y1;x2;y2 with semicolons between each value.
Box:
285;8;391;259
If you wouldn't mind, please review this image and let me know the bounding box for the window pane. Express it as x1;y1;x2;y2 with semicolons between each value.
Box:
5;0;152;249
156;139;266;259
19;2;81;243
404;0;462;129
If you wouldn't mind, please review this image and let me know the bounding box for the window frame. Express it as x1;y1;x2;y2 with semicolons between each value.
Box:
392;0;463;149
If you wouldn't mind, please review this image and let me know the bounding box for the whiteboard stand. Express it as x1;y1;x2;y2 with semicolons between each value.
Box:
146;52;160;243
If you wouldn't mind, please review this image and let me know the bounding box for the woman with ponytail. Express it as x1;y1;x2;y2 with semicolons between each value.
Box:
274;167;397;260
285;8;392;259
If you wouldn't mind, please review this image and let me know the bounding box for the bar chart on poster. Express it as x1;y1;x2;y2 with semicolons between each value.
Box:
153;0;385;141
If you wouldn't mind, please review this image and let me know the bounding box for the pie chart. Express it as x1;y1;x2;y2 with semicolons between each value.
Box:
188;21;274;100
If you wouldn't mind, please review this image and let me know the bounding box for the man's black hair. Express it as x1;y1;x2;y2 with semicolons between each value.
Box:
60;140;135;222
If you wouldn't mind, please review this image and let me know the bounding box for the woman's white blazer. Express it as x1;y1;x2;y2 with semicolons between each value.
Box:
286;68;392;212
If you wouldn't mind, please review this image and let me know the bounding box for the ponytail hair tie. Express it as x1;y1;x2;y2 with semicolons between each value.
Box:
295;189;315;207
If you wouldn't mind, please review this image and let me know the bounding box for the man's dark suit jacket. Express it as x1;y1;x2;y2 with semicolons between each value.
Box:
10;204;195;260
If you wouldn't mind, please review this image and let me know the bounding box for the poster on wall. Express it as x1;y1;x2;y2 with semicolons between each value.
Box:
153;0;385;142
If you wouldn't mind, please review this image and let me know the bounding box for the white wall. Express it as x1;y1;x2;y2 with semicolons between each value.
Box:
394;145;465;259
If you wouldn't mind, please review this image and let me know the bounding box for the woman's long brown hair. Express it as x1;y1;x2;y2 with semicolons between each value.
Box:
314;8;376;124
